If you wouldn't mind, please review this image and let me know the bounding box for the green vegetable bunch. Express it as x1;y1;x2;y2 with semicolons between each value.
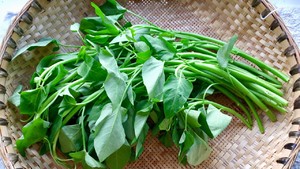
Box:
9;0;289;168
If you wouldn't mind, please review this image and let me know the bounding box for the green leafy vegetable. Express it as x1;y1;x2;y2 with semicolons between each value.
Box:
13;38;60;60
9;1;289;168
205;104;232;138
94;103;126;162
7;85;22;107
105;144;131;169
20;88;47;115
142;57;165;102
217;34;238;69
163;75;193;118
186;131;212;166
59;124;83;153
69;150;105;169
16;118;50;156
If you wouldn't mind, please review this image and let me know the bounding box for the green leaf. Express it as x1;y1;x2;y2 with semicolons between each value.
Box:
7;85;23;107
58;90;78;116
13;38;60;60
16;118;50;156
123;105;135;142
87;101;106;131
172;121;181;147
20;88;47;115
191;82;215;99
134;41;151;64
186;131;212;166
159;118;173;131
98;48;121;75
45;64;68;90
142;57;165;102
85;34;112;45
79;17;107;34
84;152;105;169
198;108;214;138
217;35;238;69
132;27;150;40
105;144;131;169
91;2;119;35
134;100;153;137
110;30;133;44
77;51;107;82
183;109;201;128
100;0;126;25
127;84;135;106
59;124;83;153
158;131;173;147
178;130;194;163
163;75;193;118
206;104;232;138
69;150;105;169
94;103;126;162
36;53;77;74
135;124;149;159
100;0;126;19
98;48;127;108
141;35;176;61
48;115;63;144
104;73;127;109
198;105;232;138
59;86;79;98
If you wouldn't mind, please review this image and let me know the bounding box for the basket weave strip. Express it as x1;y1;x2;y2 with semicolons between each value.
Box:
0;0;299;168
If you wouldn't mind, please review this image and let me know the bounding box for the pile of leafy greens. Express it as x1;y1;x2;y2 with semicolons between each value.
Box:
9;0;289;168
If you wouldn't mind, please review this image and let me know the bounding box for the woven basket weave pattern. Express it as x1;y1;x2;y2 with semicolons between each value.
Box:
0;0;300;168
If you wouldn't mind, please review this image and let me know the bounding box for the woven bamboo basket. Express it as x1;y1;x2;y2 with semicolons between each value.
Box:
0;0;300;168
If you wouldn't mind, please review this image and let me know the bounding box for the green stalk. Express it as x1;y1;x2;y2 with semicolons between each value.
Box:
36;78;85;118
62;106;83;125
250;90;287;114
38;56;78;87
165;66;253;126
246;82;288;107
80;107;87;151
199;43;289;82
234;50;289;82
63;88;105;125
213;85;253;126
228;64;284;96
190;100;251;129
190;62;277;121
133;24;289;82
190;46;218;57
183;45;283;87
244;97;265;133
180;46;283;87
164;67;197;77
232;60;282;86
177;52;215;61
59;70;78;84
51;129;73;167
177;53;283;96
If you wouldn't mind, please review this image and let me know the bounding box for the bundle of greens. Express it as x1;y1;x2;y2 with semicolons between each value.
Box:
9;0;289;168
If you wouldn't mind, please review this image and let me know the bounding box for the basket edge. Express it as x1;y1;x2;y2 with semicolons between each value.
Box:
0;0;300;168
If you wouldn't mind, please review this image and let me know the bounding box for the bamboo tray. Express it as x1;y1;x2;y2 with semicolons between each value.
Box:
0;0;300;168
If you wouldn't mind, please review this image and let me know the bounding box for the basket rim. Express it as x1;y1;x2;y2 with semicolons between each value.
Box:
262;0;300;63
0;0;300;168
0;0;34;58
